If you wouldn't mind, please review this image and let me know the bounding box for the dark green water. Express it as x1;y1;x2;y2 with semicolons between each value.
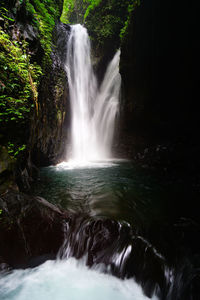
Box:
1;161;199;300
31;161;169;230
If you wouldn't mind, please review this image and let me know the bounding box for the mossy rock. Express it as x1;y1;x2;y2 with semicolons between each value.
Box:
0;146;15;175
0;146;16;194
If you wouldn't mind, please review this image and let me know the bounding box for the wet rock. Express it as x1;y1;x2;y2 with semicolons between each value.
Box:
14;158;39;193
31;22;70;166
0;190;64;268
0;190;198;299
0;147;17;194
0;147;14;175
0;261;11;272
118;0;200;186
58;216;167;298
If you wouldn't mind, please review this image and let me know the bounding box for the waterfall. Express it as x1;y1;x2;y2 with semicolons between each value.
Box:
65;24;121;163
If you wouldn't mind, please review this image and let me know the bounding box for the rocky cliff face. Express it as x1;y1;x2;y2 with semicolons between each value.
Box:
31;23;70;166
0;1;70;193
119;0;200;172
0;190;64;268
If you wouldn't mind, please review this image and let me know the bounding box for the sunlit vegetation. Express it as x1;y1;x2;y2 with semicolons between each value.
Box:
0;1;61;158
120;0;140;41
26;0;61;58
60;0;140;50
83;0;102;20
60;0;75;24
0;0;140;158
0;11;41;157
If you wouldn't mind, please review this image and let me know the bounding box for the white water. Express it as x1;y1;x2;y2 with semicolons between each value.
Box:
56;159;118;170
0;258;158;300
65;24;121;163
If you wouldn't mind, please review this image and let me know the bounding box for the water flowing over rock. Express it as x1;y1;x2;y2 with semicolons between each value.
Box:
65;24;121;162
1;189;199;299
57;216;167;298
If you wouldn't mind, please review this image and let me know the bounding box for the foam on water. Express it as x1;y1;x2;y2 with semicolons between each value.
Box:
0;258;158;300
55;159;122;170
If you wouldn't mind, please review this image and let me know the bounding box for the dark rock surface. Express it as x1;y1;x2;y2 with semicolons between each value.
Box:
0;190;64;268
0;145;39;194
59;216;167;298
57;214;200;299
31;23;71;166
118;0;200;175
0;147;17;194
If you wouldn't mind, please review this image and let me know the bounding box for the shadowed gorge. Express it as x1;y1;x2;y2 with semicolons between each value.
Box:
0;1;200;300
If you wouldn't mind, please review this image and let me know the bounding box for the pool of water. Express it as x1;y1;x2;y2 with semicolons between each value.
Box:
1;160;199;300
31;160;166;228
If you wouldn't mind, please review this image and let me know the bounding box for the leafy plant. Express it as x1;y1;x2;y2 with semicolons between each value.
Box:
26;0;61;59
60;0;140;50
83;0;102;20
0;7;42;157
0;7;14;22
7;142;26;158
120;0;140;41
0;1;63;159
60;0;75;24
0;29;42;125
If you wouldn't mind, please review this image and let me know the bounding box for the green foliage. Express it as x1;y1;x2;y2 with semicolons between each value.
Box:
60;0;140;50
60;0;75;24
0;7;42;157
82;0;132;50
0;29;42;126
26;0;61;58
7;142;26;158
83;0;102;20
60;0;90;24
0;1;62;159
120;0;140;41
0;7;14;22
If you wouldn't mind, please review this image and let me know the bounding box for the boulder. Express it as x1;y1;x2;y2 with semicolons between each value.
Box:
0;190;64;268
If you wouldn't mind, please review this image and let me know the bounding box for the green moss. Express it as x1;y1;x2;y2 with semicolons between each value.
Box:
84;0;102;20
0;8;42;157
0;1;63;158
60;0;140;51
119;0;140;42
26;0;61;59
57;109;62;122
0;7;14;22
60;0;75;24
7;142;26;158
0;29;42;124
82;0;130;51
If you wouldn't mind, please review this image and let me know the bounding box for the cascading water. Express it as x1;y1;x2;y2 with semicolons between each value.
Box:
65;24;121;163
0;259;158;300
1;19;197;300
